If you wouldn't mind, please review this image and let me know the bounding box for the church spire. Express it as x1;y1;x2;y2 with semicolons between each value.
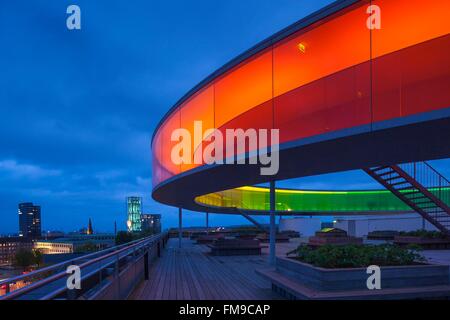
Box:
87;218;93;235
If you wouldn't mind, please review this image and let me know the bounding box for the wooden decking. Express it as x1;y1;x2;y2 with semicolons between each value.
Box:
131;238;283;300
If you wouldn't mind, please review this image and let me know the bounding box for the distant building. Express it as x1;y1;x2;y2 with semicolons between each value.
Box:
334;214;437;237
87;218;93;235
141;214;161;234
278;217;323;237
76;227;87;235
127;197;142;232
0;237;33;266
279;214;439;237
34;239;73;254
18;202;41;239
43;231;65;240
34;234;115;254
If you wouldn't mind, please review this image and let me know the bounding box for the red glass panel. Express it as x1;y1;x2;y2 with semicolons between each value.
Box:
216;100;273;162
372;0;450;122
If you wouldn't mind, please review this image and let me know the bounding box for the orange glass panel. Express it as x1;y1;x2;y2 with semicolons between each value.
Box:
180;85;214;172
372;0;450;59
273;1;370;97
214;49;272;128
160;111;180;181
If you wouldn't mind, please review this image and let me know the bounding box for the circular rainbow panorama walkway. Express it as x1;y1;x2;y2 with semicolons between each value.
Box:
151;0;450;216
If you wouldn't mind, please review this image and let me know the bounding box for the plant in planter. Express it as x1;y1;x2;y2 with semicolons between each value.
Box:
287;244;425;268
395;230;450;249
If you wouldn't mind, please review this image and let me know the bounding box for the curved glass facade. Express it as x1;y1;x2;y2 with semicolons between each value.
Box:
152;0;450;213
195;186;450;213
153;0;450;187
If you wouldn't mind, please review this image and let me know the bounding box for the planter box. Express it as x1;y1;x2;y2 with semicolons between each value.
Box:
208;240;262;256
394;236;450;249
236;234;258;240
189;232;207;240
275;256;449;292
256;234;290;243
196;234;224;244
367;231;399;240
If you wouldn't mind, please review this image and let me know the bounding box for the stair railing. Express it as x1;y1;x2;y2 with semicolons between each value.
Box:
398;161;450;208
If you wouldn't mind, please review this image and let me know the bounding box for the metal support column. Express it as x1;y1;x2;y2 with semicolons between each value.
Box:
178;207;182;248
144;252;149;280
269;180;276;265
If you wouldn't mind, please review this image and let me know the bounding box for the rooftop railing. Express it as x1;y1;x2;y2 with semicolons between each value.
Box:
0;232;167;300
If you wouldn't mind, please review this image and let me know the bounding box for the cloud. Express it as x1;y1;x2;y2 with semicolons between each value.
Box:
0;159;61;179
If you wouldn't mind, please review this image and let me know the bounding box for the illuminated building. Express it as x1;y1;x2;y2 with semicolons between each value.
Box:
34;240;74;254
18;202;41;239
0;237;33;266
34;234;115;254
141;214;161;234
127;197;142;232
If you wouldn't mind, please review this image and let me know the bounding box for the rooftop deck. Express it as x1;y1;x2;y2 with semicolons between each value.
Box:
131;238;300;300
131;237;450;300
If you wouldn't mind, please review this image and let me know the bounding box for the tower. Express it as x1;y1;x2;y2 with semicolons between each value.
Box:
87;218;93;235
18;202;41;239
127;197;142;232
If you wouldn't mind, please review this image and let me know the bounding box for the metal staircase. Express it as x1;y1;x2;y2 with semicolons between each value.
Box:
364;162;450;234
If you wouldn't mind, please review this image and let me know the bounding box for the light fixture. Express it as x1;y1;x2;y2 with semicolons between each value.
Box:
297;42;307;53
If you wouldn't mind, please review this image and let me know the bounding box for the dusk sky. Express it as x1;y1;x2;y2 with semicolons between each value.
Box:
1;0;449;234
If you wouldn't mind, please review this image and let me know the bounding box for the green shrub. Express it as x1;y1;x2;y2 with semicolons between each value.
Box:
14;249;35;269
288;244;425;268
115;230;155;245
115;231;134;245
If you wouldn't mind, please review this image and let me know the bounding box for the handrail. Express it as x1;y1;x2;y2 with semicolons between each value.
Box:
0;233;150;288
38;237;154;300
0;233;166;300
423;161;450;185
398;161;450;212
